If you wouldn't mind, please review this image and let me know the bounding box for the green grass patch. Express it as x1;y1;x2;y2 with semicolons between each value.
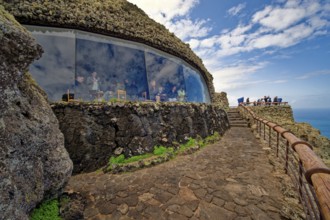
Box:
178;137;197;153
123;154;152;163
153;146;174;155
109;154;125;164
204;132;220;144
107;133;221;172
30;199;61;220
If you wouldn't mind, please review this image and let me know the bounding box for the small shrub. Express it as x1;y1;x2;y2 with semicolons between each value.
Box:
30;199;61;220
204;132;220;144
153;146;167;155
184;138;196;147
153;146;175;156
178;138;197;153
109;154;125;165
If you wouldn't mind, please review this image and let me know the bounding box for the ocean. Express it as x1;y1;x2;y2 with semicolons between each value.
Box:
293;108;330;139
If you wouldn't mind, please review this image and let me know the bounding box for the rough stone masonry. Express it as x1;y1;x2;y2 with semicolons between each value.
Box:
52;102;230;174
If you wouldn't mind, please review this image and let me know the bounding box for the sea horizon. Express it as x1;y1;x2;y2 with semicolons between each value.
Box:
292;107;330;140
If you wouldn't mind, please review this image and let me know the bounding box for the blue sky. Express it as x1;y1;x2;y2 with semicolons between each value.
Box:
127;0;330;108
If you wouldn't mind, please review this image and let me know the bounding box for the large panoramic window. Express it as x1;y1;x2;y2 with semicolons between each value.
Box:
28;27;75;101
27;26;211;103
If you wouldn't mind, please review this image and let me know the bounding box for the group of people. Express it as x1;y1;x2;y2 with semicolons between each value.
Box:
72;71;141;101
149;80;186;102
71;71;187;102
243;96;282;106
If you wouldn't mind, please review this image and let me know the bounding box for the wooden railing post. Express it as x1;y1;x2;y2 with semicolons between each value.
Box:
269;126;271;147
263;123;266;140
285;140;289;174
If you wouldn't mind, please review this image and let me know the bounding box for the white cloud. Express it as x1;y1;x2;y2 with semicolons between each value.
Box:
227;3;246;16
272;80;288;84
254;2;321;31
127;0;212;41
296;70;330;80
211;62;268;91
127;0;198;23
165;19;212;40
248;23;314;48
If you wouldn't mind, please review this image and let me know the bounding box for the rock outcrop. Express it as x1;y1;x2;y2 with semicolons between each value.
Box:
0;6;72;219
52;102;229;174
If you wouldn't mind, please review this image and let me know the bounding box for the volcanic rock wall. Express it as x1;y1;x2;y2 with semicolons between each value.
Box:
213;92;229;111
52;102;230;174
0;6;72;219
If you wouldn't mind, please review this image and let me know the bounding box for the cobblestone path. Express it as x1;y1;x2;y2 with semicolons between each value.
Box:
65;127;298;219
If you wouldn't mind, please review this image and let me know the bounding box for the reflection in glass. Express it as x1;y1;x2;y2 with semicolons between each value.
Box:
27;26;211;103
183;66;211;103
28;28;75;101
76;33;148;101
145;52;185;102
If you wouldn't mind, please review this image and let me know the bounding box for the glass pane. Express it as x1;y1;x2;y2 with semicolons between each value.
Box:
145;52;185;102
183;66;211;103
76;33;148;101
28;27;75;101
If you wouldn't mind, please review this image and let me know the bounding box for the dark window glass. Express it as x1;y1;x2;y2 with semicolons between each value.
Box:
183;66;211;103
76;33;148;101
28;29;75;101
145;52;186;102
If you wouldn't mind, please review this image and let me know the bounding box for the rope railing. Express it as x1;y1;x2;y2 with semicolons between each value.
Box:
238;105;330;220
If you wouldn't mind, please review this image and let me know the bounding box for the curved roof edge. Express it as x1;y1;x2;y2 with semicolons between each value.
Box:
3;0;215;101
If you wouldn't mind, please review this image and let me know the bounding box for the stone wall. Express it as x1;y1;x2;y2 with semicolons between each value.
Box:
0;6;72;220
239;105;330;166
52;102;229;174
213;92;229;112
245;105;294;124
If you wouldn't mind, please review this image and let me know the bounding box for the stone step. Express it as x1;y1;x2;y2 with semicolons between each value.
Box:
230;123;249;127
228;117;243;120
230;120;248;124
227;109;249;127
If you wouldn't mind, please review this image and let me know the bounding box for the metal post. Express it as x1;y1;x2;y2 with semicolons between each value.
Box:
263;123;266;140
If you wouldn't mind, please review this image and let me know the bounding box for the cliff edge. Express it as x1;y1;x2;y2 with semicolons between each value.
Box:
248;105;330;166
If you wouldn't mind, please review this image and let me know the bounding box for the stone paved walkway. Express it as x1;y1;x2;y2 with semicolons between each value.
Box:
65;127;299;219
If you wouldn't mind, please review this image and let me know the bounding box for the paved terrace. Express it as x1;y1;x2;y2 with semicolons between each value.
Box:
65;127;302;219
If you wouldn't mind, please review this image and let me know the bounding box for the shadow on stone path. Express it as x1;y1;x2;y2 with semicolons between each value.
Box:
65;127;296;219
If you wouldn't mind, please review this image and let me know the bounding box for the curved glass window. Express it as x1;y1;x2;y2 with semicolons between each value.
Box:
183;66;211;103
76;33;148;101
27;26;211;103
28;28;75;101
146;52;185;102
